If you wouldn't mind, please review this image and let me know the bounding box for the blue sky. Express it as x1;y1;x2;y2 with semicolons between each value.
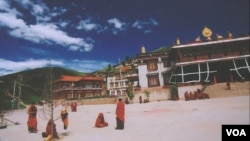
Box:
0;0;249;76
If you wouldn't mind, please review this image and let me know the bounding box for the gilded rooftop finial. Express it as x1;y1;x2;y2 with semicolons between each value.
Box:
176;38;180;45
216;34;223;39
228;31;233;39
195;36;201;42
141;45;146;54
202;26;212;40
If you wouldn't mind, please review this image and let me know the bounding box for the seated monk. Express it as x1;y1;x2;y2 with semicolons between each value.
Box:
184;91;190;101
95;113;108;128
42;119;59;140
189;91;195;100
196;89;204;99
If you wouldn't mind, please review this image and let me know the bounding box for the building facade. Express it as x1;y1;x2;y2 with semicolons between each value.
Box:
106;60;139;96
105;27;249;98
105;46;174;97
52;75;104;100
169;27;250;85
53;26;249;100
136;46;173;88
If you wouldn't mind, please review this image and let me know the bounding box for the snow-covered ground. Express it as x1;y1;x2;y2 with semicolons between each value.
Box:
0;96;249;141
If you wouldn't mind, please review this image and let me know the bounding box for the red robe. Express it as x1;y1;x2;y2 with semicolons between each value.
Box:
27;105;37;132
116;101;125;122
95;113;108;128
46;120;59;139
139;96;142;104
184;91;190;101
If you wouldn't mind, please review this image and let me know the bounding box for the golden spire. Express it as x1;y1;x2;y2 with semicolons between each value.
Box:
141;45;146;54
228;31;233;39
176;38;180;45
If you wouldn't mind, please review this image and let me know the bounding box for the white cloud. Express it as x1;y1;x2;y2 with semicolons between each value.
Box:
76;19;99;31
132;21;143;29
0;13;26;29
59;21;69;28
149;18;159;26
32;4;45;15
132;18;159;33
0;0;9;10
0;58;63;76
108;18;124;29
67;59;112;73
15;0;33;9
0;0;22;16
14;0;50;22
107;18;126;35
0;0;94;52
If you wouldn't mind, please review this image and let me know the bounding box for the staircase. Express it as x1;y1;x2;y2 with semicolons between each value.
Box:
203;81;249;98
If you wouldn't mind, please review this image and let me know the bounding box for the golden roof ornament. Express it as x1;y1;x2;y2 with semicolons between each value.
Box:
202;26;212;40
195;36;201;42
176;38;180;45
216;34;223;39
228;31;233;39
141;45;146;54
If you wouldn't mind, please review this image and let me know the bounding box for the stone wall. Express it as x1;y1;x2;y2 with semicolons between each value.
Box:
132;87;171;103
65;97;117;106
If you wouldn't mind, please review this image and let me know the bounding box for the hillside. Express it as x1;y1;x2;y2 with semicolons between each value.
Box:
0;67;85;111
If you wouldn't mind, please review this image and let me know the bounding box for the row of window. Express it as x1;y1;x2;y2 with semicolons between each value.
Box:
53;82;101;90
53;91;102;99
147;59;171;71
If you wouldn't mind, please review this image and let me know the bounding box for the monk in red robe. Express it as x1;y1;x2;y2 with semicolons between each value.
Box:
184;91;190;101
189;91;195;100
115;98;125;130
95;113;108;128
27;102;38;133
139;96;142;104
71;102;77;112
44;119;59;140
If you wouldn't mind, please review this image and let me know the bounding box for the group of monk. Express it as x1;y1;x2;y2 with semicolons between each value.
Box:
94;98;125;130
27;102;69;140
184;89;210;101
27;98;125;140
42;109;69;140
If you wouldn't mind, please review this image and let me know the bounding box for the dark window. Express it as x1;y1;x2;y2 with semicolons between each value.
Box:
147;75;160;87
147;61;157;71
85;82;92;88
163;73;170;85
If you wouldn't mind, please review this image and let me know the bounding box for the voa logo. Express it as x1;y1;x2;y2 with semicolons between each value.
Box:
226;129;246;136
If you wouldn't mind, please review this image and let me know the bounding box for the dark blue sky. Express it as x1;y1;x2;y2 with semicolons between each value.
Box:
0;0;249;76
